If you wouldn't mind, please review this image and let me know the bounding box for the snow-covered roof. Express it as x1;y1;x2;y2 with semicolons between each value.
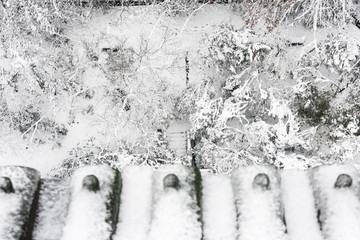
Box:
0;164;359;240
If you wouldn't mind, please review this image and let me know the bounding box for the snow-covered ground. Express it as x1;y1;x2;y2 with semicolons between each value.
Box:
1;3;360;174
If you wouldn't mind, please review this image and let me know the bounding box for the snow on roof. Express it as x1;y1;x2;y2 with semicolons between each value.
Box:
312;165;360;240
114;166;154;240
61;165;120;240
0;166;40;240
1;164;360;239
232;165;288;240
148;165;202;240
33;179;71;240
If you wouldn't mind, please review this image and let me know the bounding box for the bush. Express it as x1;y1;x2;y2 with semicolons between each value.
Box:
319;34;360;92
159;0;200;16
0;37;83;145
235;0;357;31
205;24;271;76
0;0;85;38
48;132;177;178
294;85;331;125
103;41;136;84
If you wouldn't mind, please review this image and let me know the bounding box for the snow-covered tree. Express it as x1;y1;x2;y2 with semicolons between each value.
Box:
290;32;360;164
0;0;85;38
176;22;360;173
179;69;321;172
235;0;358;31
205;24;271;77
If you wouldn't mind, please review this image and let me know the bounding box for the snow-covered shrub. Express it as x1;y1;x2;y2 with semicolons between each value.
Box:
205;24;271;76
236;0;357;31
322;36;359;73
0;36;83;144
159;0;200;16
297;34;360;91
178;68;318;172
7;104;68;143
290;41;360;165
294;33;360;129
298;0;357;28
0;0;84;38
102;41;136;85
48;138;133;178
175;27;330;171
48;132;177;178
188;80;223;133
0;0;85;144
90;35;177;135
294;84;331;125
319;34;360;91
232;0;299;31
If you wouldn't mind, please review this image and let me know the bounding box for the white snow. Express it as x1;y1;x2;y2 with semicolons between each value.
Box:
202;174;237;240
280;170;323;240
166;120;191;157
312;165;360;240
148;164;201;240
33;179;71;240
1;2;360;239
114;166;154;240
167;132;188;157
231;165;288;240
0;127;68;175
61;165;116;240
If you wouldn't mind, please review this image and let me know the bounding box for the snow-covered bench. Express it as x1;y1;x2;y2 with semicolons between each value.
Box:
286;36;306;46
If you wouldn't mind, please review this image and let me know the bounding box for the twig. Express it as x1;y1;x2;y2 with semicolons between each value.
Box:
178;2;209;36
21;114;47;140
